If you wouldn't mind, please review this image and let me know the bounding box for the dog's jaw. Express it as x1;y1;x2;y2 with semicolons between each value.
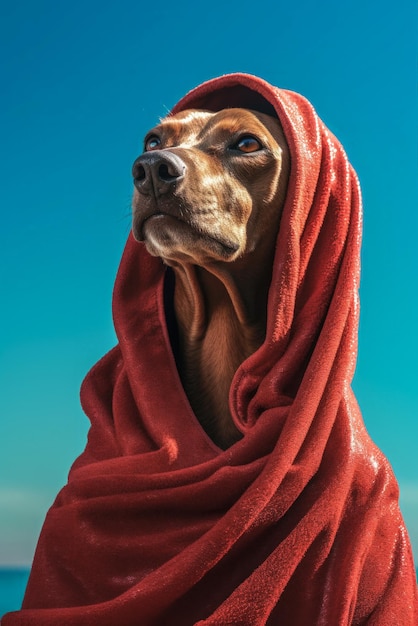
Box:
134;211;243;266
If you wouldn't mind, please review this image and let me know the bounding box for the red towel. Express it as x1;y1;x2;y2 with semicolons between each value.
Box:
3;73;417;625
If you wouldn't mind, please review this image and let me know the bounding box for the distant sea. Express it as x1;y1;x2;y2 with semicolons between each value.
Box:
0;569;29;617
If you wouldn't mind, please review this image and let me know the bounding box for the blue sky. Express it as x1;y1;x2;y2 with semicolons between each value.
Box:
0;0;417;567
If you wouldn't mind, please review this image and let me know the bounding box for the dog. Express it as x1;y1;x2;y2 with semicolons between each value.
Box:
132;108;290;449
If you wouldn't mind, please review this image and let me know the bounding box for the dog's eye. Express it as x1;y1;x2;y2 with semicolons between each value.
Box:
144;136;161;151
234;136;262;153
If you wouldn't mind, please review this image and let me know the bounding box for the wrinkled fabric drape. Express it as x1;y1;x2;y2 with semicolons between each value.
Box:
3;73;417;625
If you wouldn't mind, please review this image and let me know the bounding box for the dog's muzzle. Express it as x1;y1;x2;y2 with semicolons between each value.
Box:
132;151;186;198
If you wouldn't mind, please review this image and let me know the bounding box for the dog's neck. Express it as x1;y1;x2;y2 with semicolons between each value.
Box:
171;248;274;449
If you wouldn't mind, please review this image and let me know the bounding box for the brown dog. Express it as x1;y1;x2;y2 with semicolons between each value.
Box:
132;109;290;449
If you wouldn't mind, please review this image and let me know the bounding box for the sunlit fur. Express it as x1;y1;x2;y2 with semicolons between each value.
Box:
132;109;290;448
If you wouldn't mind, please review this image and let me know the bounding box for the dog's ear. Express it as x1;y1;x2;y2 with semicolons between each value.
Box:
183;86;278;119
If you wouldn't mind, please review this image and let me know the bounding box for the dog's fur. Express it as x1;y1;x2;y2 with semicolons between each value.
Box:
132;109;290;449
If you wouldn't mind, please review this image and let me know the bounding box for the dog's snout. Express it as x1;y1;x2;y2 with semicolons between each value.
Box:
132;151;186;196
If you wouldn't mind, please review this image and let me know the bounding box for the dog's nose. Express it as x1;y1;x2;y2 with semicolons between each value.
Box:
132;151;186;196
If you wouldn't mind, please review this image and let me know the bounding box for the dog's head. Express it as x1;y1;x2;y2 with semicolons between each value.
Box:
132;108;289;267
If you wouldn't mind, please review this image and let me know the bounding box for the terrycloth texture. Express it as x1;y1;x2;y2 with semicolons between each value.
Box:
3;73;417;625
